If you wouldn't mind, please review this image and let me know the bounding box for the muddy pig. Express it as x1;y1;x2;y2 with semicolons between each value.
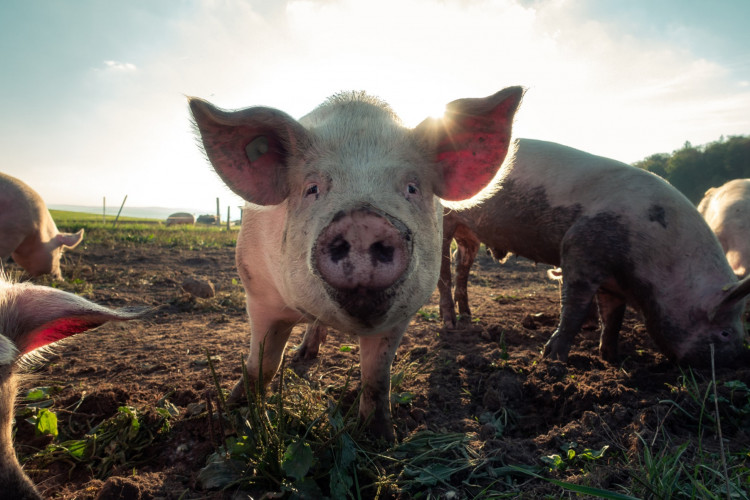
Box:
0;275;149;499
438;139;750;366
189;86;524;440
698;178;750;279
0;173;84;279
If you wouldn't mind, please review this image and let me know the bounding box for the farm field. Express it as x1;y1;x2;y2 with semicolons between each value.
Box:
7;219;750;499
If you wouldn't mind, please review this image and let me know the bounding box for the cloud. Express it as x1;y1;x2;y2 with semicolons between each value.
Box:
11;0;749;208
103;60;137;72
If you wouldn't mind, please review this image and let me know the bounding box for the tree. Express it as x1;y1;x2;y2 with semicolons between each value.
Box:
632;134;750;204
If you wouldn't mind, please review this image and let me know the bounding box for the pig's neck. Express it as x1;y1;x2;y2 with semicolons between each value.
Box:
0;366;41;499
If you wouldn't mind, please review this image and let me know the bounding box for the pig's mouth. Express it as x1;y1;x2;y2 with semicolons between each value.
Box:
326;284;400;329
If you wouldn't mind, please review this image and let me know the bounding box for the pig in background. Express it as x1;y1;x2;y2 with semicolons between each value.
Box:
190;86;524;440
438;139;750;366
698;178;750;279
0;172;84;280
0;273;149;499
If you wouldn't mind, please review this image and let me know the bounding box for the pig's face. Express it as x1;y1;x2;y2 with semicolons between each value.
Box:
11;229;83;280
276;106;442;330
190;88;523;333
662;277;750;365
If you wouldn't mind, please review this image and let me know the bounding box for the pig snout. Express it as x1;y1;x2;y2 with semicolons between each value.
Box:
314;207;412;324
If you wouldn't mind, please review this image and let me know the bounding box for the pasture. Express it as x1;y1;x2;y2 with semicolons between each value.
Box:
8;214;750;498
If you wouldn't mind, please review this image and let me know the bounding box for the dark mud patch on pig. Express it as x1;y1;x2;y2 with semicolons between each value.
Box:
7;243;750;498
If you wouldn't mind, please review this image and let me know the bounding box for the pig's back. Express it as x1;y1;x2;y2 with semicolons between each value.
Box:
453;139;725;273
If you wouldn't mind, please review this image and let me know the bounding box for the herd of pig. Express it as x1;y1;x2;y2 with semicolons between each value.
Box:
1;86;749;497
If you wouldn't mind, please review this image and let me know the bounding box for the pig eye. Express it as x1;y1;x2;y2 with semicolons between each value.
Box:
720;329;732;338
305;184;319;197
406;183;418;195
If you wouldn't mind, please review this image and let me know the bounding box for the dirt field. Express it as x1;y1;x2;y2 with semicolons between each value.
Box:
9;240;750;499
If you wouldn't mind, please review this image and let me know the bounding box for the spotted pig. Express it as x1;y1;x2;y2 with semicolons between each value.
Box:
439;139;750;365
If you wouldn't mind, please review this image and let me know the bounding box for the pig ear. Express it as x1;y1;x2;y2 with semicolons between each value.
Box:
189;98;310;206
710;275;750;321
56;229;84;250
4;283;151;357
414;86;524;201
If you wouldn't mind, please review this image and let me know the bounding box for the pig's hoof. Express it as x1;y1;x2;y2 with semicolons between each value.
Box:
292;345;319;361
547;361;567;379
226;382;248;405
542;341;569;362
441;313;457;330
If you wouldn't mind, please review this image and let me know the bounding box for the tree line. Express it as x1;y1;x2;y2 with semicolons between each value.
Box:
633;135;750;204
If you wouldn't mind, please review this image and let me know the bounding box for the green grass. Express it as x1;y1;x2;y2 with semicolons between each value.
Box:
50;209;152;223
18;388;178;479
51;209;238;249
53;217;237;250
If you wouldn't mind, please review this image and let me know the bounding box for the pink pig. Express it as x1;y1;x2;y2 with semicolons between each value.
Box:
698;179;750;279
190;87;524;440
0;173;83;279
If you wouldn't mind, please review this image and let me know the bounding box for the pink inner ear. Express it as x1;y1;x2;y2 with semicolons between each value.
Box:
202;123;289;205
437;131;512;201
20;317;102;355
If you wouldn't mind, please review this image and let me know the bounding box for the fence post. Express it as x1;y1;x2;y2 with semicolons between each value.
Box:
113;195;127;228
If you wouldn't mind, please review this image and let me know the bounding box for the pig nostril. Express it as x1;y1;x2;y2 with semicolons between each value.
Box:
329;236;350;263
370;241;395;264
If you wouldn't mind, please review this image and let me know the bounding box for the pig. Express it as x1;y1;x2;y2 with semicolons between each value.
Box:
438;139;750;366
698;179;750;279
0;173;84;280
189;86;524;440
0;274;149;499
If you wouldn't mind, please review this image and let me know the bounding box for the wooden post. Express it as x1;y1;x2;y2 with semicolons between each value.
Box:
216;197;221;226
226;206;230;230
102;197;106;223
113;195;127;227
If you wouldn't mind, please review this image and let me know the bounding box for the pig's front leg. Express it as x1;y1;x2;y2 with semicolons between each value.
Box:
228;315;296;403
543;277;597;361
358;321;408;442
293;324;328;361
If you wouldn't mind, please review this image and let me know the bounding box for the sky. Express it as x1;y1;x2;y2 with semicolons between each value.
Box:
1;0;749;214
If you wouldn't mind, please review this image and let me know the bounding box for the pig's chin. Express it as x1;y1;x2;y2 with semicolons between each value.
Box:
322;283;400;330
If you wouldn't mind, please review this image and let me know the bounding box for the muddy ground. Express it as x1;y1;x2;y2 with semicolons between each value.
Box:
9;241;750;499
